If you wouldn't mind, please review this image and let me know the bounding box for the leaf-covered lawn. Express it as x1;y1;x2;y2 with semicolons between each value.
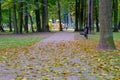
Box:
0;40;120;80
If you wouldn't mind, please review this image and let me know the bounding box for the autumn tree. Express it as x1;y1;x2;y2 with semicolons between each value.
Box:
98;0;116;50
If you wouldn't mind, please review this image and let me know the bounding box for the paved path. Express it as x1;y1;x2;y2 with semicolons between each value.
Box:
41;32;74;43
0;32;98;80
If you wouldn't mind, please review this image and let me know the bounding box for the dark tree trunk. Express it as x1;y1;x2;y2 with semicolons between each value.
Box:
0;2;4;32
98;0;115;50
75;0;79;31
57;1;62;31
18;2;23;34
113;0;118;32
35;0;41;32
24;6;28;33
95;0;99;32
88;0;94;33
13;2;18;34
42;0;49;32
95;13;99;32
80;0;84;31
8;7;12;32
83;0;87;27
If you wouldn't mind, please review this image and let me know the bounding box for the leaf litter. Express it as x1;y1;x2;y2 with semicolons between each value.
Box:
0;40;120;80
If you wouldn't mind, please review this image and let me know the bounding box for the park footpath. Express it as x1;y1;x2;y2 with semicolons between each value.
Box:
0;32;97;80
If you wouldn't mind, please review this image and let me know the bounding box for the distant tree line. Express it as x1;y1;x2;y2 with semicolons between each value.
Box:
0;0;50;33
75;0;120;33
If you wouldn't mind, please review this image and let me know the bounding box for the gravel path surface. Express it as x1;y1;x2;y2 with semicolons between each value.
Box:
0;32;97;80
41;32;74;43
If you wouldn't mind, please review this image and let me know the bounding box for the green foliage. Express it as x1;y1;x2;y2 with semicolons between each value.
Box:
1;9;8;23
48;0;58;18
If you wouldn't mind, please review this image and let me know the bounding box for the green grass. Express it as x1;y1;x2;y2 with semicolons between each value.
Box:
113;32;120;40
0;35;42;50
89;32;120;41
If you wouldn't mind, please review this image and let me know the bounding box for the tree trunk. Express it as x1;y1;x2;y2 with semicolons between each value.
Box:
0;2;4;32
35;0;41;32
83;0;87;27
98;0;116;50
42;0;49;32
113;0;118;32
24;6;28;33
13;2;18;34
8;7;12;32
88;0;94;33
75;0;79;31
95;0;99;32
57;1;62;31
18;2;23;34
95;12;99;32
80;0;84;31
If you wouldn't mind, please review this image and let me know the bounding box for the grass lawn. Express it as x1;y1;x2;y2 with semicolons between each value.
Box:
0;35;43;50
89;32;120;41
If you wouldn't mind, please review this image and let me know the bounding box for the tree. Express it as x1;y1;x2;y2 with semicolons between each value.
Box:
88;0;94;33
35;0;41;32
75;0;79;31
8;6;12;32
18;1;23;34
94;0;99;32
83;0;87;27
13;1;18;34
98;0;116;50
29;14;34;32
0;1;4;32
113;0;118;32
79;0;84;31
24;5;29;33
57;0;62;31
42;0;49;32
24;0;34;32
